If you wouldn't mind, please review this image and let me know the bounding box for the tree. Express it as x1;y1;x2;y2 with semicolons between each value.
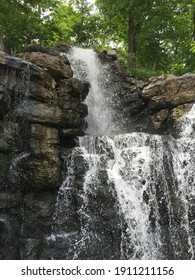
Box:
95;0;195;72
96;0;153;58
0;0;58;52
43;0;102;47
0;31;4;51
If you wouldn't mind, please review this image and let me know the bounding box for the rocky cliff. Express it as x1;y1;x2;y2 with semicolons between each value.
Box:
0;44;195;259
99;50;195;134
0;43;89;259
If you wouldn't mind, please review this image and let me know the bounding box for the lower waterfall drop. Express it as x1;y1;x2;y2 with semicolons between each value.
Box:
50;48;195;260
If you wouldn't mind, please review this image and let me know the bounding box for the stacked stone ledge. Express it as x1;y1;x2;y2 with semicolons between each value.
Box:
0;43;90;259
0;44;89;192
99;49;195;133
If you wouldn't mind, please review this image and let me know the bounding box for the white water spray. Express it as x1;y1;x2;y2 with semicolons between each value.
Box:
68;47;125;135
52;48;195;260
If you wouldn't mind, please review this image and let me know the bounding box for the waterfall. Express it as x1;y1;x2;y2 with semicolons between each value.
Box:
68;47;128;135
50;48;195;260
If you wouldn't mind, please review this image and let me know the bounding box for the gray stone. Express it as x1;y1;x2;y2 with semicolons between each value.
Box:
142;73;195;109
151;109;169;129
0;192;20;208
20;52;73;80
30;124;59;152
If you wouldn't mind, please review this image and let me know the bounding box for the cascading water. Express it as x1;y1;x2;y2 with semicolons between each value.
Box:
50;47;195;260
68;47;128;135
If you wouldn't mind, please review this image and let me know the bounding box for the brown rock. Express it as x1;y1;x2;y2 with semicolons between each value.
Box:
62;109;82;127
15;100;63;125
142;73;195;110
60;128;84;138
19;150;62;191
114;60;129;77
59;78;84;96
1;51;56;90
0;90;10;119
21;52;73;80
24;44;63;57
0;191;20;208
30;124;59;152
170;103;193;121
31;70;56;89
29;82;56;102
0;122;21;152
151;109;169;129
24;191;57;218
0;68;7;85
15;100;82;127
54;41;71;53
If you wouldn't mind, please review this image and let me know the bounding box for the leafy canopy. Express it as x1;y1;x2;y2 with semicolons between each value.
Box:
1;0;195;74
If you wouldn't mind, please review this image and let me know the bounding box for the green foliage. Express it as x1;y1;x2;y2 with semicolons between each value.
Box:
0;0;58;52
118;52;162;81
96;0;195;74
45;0;101;47
1;0;195;77
128;68;162;82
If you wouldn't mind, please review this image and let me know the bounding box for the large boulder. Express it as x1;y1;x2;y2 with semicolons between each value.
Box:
14;100;83;128
142;73;195;110
25;42;71;55
20;52;73;80
0;51;56;89
30;124;59;152
7;150;62;192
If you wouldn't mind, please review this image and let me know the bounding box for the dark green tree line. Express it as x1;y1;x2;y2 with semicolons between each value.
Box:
1;0;195;75
95;0;195;73
0;0;58;52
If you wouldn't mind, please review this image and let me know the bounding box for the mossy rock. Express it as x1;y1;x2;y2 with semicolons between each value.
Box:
171;104;193;121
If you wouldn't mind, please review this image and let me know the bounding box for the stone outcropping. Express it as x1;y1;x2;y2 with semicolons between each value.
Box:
0;43;89;259
142;73;195;131
99;50;195;133
142;73;195;109
1;44;195;260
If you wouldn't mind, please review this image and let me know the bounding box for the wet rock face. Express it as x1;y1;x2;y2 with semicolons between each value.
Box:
100;53;195;133
0;44;89;259
0;216;20;259
21;52;73;80
1;44;195;260
141;73;195;132
0;48;88;152
142;73;195;108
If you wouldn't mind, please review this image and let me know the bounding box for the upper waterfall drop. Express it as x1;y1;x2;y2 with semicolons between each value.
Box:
48;47;195;260
68;47;126;135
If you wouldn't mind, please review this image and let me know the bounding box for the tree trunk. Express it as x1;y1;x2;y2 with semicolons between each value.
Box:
128;9;138;66
193;9;195;41
0;32;4;52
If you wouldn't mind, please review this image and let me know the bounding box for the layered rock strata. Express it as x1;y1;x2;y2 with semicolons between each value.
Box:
1;44;195;260
99;50;195;133
0;44;89;259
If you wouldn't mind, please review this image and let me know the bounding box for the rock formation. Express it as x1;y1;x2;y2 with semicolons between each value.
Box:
1;44;195;259
99;50;195;133
0;43;89;259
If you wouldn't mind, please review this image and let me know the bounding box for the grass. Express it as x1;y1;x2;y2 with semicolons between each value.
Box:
118;54;163;82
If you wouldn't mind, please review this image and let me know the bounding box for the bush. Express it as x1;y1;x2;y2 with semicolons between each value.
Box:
118;53;162;81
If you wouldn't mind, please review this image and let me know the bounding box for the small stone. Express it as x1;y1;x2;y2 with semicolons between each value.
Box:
151;109;169;129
